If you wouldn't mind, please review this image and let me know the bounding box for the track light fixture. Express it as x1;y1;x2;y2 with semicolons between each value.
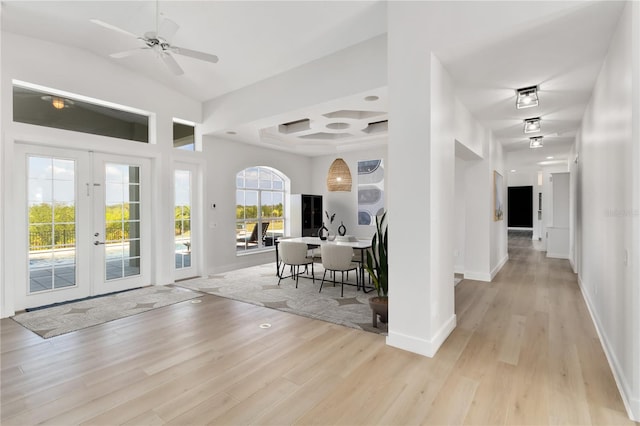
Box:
524;117;541;133
529;136;544;148
516;86;539;109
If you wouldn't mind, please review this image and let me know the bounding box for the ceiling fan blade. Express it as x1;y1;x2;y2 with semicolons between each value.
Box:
171;46;219;64
90;19;139;39
110;48;148;59
158;18;179;41
161;53;184;76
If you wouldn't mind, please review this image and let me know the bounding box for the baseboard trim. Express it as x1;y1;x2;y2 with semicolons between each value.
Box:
491;254;509;280
546;252;569;259
569;257;577;274
463;271;491;282
578;275;639;421
386;314;456;358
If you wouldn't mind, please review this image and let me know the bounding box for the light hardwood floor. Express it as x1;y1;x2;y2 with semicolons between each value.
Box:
1;232;636;425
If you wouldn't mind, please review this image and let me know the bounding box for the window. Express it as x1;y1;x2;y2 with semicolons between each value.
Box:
28;156;77;292
173;120;195;151
236;167;287;252
174;170;192;269
13;82;149;143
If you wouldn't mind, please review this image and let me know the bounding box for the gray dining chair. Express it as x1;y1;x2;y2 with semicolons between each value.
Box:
278;241;315;288
319;244;359;297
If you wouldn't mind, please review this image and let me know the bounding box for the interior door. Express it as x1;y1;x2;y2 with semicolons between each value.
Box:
14;145;151;310
92;154;151;294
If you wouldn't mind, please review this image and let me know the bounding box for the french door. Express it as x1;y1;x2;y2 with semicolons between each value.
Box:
15;144;151;310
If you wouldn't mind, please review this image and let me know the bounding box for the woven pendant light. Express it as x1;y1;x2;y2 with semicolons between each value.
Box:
326;158;352;192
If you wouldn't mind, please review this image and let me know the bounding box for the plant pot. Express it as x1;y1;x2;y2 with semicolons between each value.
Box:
369;296;388;328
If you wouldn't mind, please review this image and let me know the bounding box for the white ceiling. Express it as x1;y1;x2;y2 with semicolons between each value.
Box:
1;1;387;102
1;1;627;168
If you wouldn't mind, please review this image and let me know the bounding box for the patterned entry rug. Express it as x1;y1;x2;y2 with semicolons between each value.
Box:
177;263;387;335
12;286;202;339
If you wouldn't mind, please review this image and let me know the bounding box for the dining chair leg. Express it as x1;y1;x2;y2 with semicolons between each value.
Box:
277;263;285;286
319;270;328;293
295;265;300;288
311;262;315;283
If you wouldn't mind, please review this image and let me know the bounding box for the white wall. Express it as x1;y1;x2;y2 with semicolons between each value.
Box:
460;128;506;282
454;157;467;273
387;1;508;357
309;146;388;241
203;135;313;274
463;157;492;280
546;172;570;259
454;99;484;158
454;98;505;282
1;32;203;317
489;133;508;278
574;1;639;420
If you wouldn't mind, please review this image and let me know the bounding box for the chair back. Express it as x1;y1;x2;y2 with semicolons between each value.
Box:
247;222;270;243
279;241;310;265
260;222;270;239
321;244;354;270
246;224;259;243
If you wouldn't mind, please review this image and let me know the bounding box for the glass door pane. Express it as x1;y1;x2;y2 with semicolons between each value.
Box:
104;163;141;280
174;170;192;269
28;156;77;293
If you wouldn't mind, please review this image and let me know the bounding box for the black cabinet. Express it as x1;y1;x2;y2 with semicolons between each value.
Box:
290;194;323;237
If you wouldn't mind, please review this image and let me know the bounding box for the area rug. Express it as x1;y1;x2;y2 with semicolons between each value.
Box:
177;263;387;335
12;286;202;338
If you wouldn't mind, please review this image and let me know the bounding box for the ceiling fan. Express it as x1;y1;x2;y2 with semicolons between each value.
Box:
90;4;218;76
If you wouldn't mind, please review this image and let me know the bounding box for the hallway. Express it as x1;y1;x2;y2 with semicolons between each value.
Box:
0;232;635;424
453;230;633;424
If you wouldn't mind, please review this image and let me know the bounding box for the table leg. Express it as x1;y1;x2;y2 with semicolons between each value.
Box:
275;240;282;278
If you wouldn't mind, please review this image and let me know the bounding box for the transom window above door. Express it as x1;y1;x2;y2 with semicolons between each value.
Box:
236;167;288;253
13;80;150;143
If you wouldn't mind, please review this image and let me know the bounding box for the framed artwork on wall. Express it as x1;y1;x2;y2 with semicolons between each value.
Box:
494;170;504;221
357;159;384;225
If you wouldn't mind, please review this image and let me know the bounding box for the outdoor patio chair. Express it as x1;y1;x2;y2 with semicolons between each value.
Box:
238;222;270;249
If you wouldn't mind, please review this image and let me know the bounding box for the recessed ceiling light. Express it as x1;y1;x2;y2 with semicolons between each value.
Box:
326;122;350;130
523;117;541;133
516;86;539;109
529;136;543;148
364;95;379;102
226;131;237;135
510;169;517;173
546;156;554;159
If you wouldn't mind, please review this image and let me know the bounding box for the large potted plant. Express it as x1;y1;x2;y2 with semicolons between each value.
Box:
364;211;388;327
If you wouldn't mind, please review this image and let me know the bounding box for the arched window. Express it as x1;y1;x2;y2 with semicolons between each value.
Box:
236;167;288;252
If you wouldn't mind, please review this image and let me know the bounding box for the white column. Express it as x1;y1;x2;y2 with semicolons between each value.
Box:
387;3;456;357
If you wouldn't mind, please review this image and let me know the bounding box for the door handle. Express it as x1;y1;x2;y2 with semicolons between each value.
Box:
94;241;106;245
